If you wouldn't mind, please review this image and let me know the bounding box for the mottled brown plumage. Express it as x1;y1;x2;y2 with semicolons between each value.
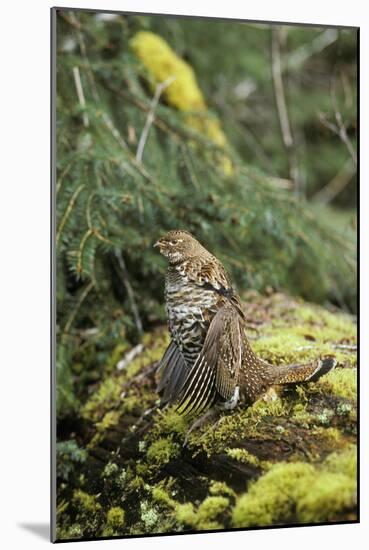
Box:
154;230;336;417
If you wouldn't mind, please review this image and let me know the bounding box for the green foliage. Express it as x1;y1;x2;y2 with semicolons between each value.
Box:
55;11;356;419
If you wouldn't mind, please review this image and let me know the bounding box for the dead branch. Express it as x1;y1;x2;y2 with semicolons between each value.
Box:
72;66;89;127
312;158;356;204
117;344;144;371
136;76;176;164
286;29;338;70
271;27;301;197
318;111;357;167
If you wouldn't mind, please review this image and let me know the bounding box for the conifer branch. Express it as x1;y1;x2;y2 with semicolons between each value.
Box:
56;184;86;247
76;229;94;275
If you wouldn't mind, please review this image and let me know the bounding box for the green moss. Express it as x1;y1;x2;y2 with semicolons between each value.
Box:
209;480;236;499
107;343;129;372
291;401;313;427
57;523;83;540
232;447;357;527
127;475;145;493
296;306;356;341
102;461;119;478
187;393;294;457
232;462;315;527
324;445;357;478
152;406;189;437
152;486;177;509
81;329;169;424
251;396;290;418
318;427;343;444
197;496;229;530
124;331;169;380
106;506;125;528
252;300;356;368
73;489;102;514
297;472;356;523
95;410;121;431
226;448;260;467
81;377;122;422
175;503;196;526
318;368;357;401
176;496;229;530
146;437;180;468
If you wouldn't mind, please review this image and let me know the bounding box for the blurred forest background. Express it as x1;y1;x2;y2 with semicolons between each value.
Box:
55;11;357;423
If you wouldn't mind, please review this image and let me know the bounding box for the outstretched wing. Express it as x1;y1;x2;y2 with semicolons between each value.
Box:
176;305;243;416
157;341;189;405
187;256;245;319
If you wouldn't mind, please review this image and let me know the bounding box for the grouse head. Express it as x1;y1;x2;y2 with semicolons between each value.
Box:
154;230;205;264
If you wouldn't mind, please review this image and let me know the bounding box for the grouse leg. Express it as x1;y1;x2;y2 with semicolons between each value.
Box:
183;407;220;448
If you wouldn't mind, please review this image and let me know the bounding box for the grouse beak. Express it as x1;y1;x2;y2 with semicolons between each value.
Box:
153;240;161;248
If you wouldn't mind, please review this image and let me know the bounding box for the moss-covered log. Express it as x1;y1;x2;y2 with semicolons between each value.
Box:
56;292;357;540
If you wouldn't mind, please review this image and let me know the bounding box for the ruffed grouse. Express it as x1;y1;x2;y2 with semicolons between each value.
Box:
154;230;336;417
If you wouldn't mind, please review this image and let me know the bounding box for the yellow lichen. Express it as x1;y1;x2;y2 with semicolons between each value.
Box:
130;31;233;174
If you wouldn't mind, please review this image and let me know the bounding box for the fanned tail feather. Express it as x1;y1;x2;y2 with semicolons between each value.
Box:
270;357;337;385
157;342;189;405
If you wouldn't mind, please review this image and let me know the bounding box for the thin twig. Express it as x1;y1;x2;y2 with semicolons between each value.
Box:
117;344;144;370
56;184;85;247
286;29;338;70
68;12;154;183
72;66;89;127
295;343;356;352
312;158;356;204
136;76;176;164
332;344;357;351
318;111;357;166
115;250;143;336
271;28;301;197
63;281;95;334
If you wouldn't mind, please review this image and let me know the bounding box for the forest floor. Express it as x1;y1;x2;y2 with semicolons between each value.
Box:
56;291;357;540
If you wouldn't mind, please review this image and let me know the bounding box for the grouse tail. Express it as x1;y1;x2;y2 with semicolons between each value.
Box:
270;357;337;386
